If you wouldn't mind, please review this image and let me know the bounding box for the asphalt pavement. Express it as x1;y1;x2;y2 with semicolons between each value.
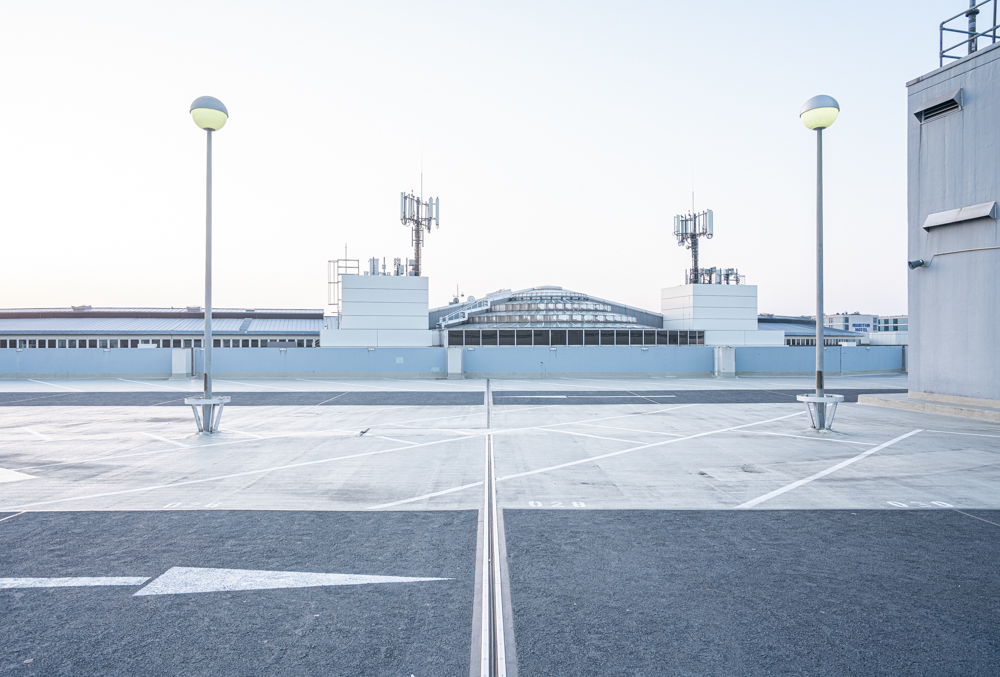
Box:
504;509;1000;676
0;510;477;676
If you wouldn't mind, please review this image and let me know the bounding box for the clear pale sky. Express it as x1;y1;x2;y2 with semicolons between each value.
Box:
0;1;954;315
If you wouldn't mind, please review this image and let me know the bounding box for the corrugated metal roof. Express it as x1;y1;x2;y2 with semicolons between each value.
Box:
0;307;323;320
0;317;319;335
246;319;322;333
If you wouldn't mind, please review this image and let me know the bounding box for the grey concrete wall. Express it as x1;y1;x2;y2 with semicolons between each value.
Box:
907;43;1000;401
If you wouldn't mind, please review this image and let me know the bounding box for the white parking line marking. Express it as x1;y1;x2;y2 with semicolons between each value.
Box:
140;433;190;448
218;428;263;439
951;510;1000;528
735;429;923;509
21;428;50;441
738;431;876;446
0;511;26;523
365;481;485;510
377;410;805;509
117;379;190;391
544;429;642;445
925;429;1000;439
373;436;420;446
498;411;807;483
0;577;150;589
213;379;294;391
579;423;684;437
0;433;482;511
27;379;82;392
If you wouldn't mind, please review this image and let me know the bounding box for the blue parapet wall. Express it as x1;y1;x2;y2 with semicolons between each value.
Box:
735;346;904;375
213;347;447;377
0;348;174;379
0;348;448;379
0;345;904;379
462;346;715;377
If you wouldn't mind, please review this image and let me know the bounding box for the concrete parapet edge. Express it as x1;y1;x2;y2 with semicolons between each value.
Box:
909;390;1000;409
463;371;714;380
858;393;1000;422
213;372;445;380
735;370;906;377
0;372;172;380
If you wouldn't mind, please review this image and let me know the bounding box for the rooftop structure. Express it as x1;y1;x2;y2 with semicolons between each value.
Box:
431;286;661;331
758;315;871;346
908;5;1000;404
0;307;323;349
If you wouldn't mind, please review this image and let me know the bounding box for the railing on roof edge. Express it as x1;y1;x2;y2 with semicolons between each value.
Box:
941;0;999;66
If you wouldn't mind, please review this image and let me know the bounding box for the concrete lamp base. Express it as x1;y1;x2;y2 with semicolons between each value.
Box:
797;394;845;430
184;396;231;434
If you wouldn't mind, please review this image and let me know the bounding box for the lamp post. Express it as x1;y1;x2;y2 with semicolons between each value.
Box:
184;96;230;433
796;95;844;430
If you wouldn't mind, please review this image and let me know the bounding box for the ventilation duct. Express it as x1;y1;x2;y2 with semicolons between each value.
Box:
913;88;962;122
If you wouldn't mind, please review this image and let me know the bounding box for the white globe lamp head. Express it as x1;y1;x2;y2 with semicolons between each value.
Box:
190;96;229;131
800;95;839;130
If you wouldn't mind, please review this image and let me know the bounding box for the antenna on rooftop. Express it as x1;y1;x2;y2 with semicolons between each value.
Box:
672;209;745;285
400;189;440;276
673;209;713;284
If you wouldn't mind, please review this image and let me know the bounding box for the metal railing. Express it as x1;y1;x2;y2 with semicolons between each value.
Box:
437;297;492;328
327;258;359;323
941;0;998;66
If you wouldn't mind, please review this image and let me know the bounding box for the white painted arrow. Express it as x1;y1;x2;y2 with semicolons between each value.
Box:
0;468;36;484
133;567;450;596
0;577;149;589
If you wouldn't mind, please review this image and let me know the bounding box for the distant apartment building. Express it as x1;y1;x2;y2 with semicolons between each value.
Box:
823;313;907;334
824;313;876;335
876;315;908;332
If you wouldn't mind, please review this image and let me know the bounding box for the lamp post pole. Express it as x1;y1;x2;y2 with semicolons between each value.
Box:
203;128;214;430
798;94;842;430
185;95;229;434
814;126;825;425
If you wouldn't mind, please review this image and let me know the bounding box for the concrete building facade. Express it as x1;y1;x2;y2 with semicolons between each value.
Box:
660;284;784;347
321;275;433;347
907;41;1000;403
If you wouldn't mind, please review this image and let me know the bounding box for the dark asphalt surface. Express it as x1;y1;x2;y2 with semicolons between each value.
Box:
0;511;477;676
0;391;484;406
492;388;905;405
504;509;1000;676
0;389;904;407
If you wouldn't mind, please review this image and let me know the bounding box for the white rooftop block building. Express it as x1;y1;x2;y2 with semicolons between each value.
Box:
660;284;783;347
321;275;433;347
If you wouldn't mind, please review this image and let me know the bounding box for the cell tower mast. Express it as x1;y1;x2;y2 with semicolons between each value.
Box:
673;209;713;284
400;191;439;276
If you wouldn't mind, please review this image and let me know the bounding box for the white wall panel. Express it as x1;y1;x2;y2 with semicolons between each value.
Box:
340;315;428;330
319;329;378;346
340;301;429;317
342;289;429;304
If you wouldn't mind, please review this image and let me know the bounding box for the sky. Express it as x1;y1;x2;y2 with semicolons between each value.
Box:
0;1;957;316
